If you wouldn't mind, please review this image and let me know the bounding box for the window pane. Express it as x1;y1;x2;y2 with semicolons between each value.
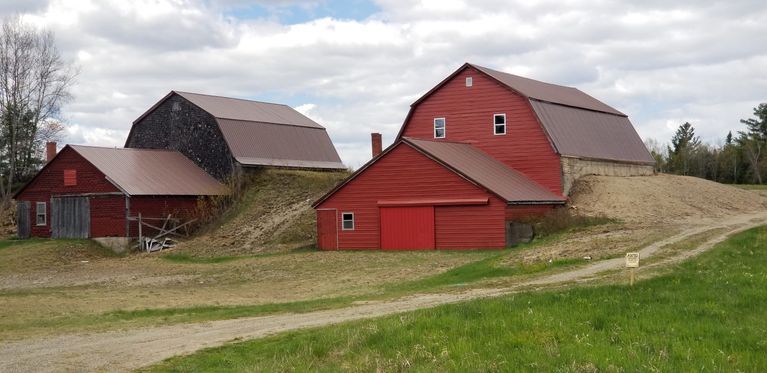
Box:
434;118;445;128
495;124;505;134
342;213;354;230
435;128;445;138
494;115;505;125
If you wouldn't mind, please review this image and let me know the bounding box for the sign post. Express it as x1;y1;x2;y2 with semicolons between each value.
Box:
625;252;640;286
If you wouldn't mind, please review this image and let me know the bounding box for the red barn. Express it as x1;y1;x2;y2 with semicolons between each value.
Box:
14;145;226;242
313;63;654;250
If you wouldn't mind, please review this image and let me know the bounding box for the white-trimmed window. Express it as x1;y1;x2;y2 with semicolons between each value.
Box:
35;202;46;226
434;118;446;138
494;113;506;135
342;212;354;230
465;76;473;87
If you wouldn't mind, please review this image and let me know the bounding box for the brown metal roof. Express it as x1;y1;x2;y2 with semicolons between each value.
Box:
70;145;227;196
404;138;566;203
471;64;625;116
217;119;345;169
529;101;655;164
175;91;323;129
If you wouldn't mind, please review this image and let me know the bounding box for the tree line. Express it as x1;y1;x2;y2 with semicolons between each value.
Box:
646;103;767;184
0;16;74;207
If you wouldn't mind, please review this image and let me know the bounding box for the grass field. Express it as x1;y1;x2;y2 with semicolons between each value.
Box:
146;226;767;372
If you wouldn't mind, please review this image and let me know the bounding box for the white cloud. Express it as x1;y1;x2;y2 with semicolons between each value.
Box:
3;0;766;168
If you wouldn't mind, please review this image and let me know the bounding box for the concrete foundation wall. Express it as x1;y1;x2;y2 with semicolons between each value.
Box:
561;157;655;196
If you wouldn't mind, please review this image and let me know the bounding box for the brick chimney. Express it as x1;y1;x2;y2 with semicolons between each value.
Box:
371;133;382;158
46;142;57;162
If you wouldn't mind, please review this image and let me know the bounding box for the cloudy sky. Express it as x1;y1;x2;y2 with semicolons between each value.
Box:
4;0;766;168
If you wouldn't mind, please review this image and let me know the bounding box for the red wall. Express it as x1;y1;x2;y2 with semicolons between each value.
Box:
91;196;127;237
127;196;201;237
505;205;554;220
316;143;507;250
16;147;122;237
400;66;563;194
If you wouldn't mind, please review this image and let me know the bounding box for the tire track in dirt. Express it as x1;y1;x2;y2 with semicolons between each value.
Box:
3;211;767;373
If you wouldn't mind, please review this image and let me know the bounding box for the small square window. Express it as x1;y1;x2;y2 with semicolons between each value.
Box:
494;114;506;135
342;212;354;230
434;118;446;139
465;77;473;87
35;202;46;226
64;169;77;186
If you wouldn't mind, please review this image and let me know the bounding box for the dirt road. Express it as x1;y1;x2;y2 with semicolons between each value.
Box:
2;211;766;373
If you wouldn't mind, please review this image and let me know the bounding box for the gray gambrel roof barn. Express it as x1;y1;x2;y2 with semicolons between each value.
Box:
125;91;345;180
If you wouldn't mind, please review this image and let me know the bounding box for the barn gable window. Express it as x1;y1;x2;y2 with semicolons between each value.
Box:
35;202;46;226
342;212;354;230
64;169;77;186
434;118;446;139
494;114;506;135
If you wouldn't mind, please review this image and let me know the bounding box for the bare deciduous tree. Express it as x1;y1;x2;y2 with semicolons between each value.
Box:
0;16;75;206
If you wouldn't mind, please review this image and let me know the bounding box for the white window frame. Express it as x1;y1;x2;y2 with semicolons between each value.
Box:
465;76;473;87
35;202;46;226
493;113;506;135
434;117;446;139
341;212;354;231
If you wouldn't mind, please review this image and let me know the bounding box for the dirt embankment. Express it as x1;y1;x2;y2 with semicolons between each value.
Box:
568;174;767;224
505;174;767;265
178;169;347;257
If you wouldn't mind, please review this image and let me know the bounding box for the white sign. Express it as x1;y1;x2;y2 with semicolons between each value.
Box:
625;252;640;268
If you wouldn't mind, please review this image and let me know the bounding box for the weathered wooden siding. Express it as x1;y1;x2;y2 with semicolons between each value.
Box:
16;147;121;237
51;196;90;238
317;143;506;250
400;66;563;194
16;201;30;239
125;93;235;180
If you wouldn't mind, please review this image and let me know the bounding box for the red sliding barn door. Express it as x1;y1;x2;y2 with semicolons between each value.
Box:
380;206;435;250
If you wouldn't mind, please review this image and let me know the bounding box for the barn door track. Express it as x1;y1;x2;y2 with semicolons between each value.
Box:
2;211;767;372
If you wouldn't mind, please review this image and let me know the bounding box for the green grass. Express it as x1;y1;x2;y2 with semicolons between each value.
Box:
387;252;579;293
146;226;767;372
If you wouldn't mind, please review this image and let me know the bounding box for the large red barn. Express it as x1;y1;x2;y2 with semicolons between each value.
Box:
313;63;655;250
14;145;226;242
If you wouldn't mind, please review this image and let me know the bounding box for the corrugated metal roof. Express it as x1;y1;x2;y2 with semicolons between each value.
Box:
71;145;227;196
529;101;655;164
175;91;323;128
471;64;625;116
217;119;345;169
405;138;566;203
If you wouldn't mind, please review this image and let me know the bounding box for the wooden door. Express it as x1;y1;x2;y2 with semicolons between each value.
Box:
316;209;337;250
16;201;30;239
51;197;90;238
380;206;435;250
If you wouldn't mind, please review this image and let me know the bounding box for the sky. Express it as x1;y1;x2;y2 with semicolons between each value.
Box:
3;0;766;169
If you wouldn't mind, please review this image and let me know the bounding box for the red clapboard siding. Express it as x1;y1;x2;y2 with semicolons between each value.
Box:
128;196;200;237
505;205;554;220
16;147;122;237
317;143;506;250
91;196;127;237
436;202;507;249
380;206;435;250
401;66;562;194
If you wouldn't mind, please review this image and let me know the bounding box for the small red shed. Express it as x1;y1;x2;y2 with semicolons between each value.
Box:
313;138;565;250
14;145;226;239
